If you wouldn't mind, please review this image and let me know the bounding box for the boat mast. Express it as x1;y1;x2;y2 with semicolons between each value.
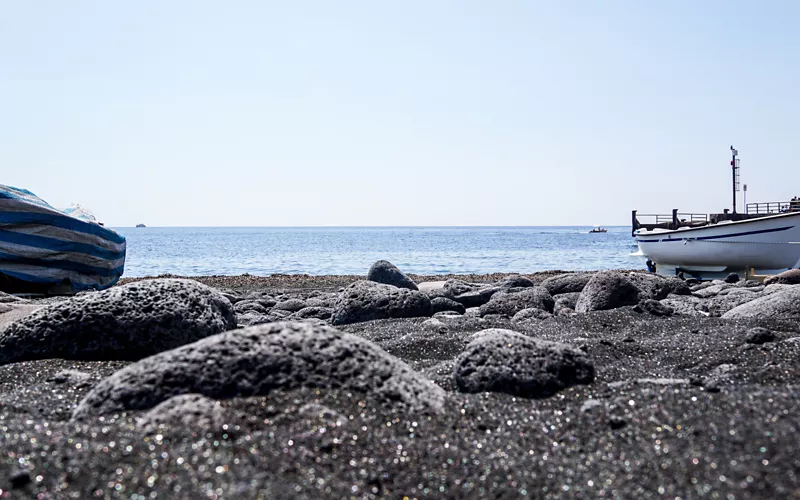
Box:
730;146;740;213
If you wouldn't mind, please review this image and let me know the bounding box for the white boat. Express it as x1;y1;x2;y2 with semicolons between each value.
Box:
631;146;800;278
634;211;800;273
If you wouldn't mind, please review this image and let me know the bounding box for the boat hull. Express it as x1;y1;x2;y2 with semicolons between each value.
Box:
635;212;800;271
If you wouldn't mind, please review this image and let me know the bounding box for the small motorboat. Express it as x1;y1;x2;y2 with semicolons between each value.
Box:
0;185;126;294
631;146;800;279
589;226;608;233
136;223;146;228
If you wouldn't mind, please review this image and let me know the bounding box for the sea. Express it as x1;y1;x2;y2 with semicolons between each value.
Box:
113;226;644;278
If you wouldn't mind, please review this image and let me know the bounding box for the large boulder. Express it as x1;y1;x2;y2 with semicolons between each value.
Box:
366;260;418;290
73;322;445;419
331;281;432;325
479;287;554;317
0;279;237;365
722;286;800;320
764;269;800;286
453;329;594;398
706;289;763;317
495;275;535;289
626;273;690;300
540;273;595;295
575;271;641;313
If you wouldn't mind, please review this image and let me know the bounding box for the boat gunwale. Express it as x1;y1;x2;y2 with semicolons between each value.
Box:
634;210;800;238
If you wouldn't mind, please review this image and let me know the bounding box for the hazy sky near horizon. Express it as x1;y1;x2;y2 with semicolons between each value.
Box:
3;1;799;227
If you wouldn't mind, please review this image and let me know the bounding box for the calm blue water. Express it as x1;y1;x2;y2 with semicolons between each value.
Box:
112;226;644;278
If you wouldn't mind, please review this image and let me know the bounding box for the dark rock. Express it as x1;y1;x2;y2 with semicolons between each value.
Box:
707;289;763;317
430;297;466;315
722;286;800;319
331;281;432;325
73;322;445;419
692;284;730;298
553;292;581;312
511;308;553;323
745;327;775;345
274;298;307;313
427;280;500;307
575;272;640;313
292;306;333;321
453;329;594;398
0;279;237;365
496;275;535;289
366;260;418;290
479;287;554;317
626;273;690;300
9;469;31;489
638;299;674;317
724;273;741;284
540;273;595;295
609;416;627;430
137;394;229;436
764;269;800;285
234;300;269;315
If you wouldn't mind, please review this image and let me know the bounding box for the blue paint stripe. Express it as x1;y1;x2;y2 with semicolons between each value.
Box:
0;211;126;245
0;250;124;277
0;269;120;291
0;229;126;261
637;225;794;243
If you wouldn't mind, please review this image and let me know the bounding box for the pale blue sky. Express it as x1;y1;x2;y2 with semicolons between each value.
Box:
2;1;799;226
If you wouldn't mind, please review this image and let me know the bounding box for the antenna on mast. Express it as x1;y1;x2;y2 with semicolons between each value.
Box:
730;146;740;213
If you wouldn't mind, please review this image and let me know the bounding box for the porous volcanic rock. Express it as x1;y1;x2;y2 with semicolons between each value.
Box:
575;271;641;313
0;279;237;365
635;299;674;317
479;287;554;317
495;275;535;289
745;327;775;345
234;300;269;315
722;286;800;320
292;306;334;321
453;329;594;398
366;260;418;290
430;297;466;315
73;322;446;419
273;298;307;313
540;273;595;295
626;273;690;300
511;308;553;323
331;281;432;325
764;269;800;285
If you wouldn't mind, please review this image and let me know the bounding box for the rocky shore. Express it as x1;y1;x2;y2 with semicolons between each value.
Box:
2;263;800;498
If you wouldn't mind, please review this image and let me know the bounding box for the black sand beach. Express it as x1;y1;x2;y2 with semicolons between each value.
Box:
2;266;800;499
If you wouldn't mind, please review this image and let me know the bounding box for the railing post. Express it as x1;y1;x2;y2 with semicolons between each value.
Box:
631;210;638;237
672;209;678;229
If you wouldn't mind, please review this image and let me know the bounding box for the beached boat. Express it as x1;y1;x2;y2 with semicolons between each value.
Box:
631;147;800;278
0;185;126;294
589;226;607;233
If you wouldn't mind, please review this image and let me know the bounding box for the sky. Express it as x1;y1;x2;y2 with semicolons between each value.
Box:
2;1;799;227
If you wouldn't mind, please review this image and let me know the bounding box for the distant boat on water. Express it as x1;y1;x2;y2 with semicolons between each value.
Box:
136;223;146;228
589;226;608;233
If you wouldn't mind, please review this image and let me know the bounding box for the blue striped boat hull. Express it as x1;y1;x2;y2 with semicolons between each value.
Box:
0;185;126;293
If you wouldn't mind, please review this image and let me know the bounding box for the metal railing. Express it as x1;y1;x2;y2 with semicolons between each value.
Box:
634;212;708;225
746;201;800;214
